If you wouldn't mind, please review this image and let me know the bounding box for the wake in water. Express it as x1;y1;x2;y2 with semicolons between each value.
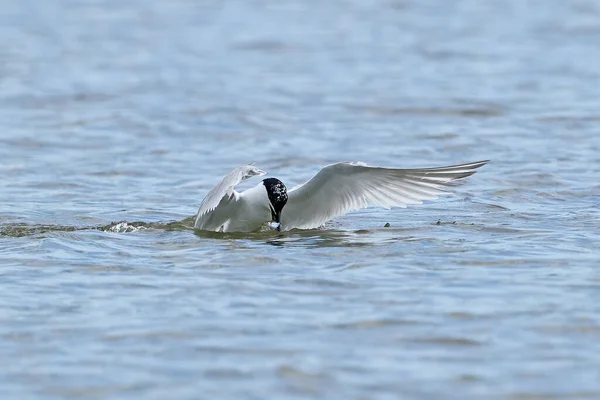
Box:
0;217;197;238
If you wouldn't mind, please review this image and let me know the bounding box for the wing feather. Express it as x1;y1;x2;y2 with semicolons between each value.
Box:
194;165;265;229
280;160;488;230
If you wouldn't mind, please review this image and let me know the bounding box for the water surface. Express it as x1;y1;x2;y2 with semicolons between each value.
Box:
2;0;600;398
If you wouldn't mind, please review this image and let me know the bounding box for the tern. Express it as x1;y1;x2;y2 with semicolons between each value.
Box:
194;160;488;232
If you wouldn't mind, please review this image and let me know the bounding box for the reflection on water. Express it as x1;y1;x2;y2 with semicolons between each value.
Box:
2;0;600;398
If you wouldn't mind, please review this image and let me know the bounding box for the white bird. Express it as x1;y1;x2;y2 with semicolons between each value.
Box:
194;160;488;232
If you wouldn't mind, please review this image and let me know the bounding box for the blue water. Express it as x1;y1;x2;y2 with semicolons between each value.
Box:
2;0;600;398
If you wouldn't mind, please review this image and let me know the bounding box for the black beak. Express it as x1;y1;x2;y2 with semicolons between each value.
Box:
270;205;281;231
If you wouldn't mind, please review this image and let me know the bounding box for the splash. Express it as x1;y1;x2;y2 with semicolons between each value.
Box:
102;221;147;233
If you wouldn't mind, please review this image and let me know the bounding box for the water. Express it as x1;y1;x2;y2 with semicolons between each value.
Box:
2;0;600;398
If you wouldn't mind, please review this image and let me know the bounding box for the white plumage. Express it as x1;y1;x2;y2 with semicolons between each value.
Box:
194;165;269;232
194;160;488;232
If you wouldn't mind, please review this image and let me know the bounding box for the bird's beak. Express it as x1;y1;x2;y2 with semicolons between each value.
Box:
270;206;281;231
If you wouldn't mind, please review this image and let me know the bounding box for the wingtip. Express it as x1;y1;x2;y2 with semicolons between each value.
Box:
245;164;266;176
464;160;490;168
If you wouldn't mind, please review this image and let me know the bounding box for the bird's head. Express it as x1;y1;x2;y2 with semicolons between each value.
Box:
262;178;288;231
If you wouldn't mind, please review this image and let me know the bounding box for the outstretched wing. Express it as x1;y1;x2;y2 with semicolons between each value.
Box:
194;165;266;229
280;160;488;230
